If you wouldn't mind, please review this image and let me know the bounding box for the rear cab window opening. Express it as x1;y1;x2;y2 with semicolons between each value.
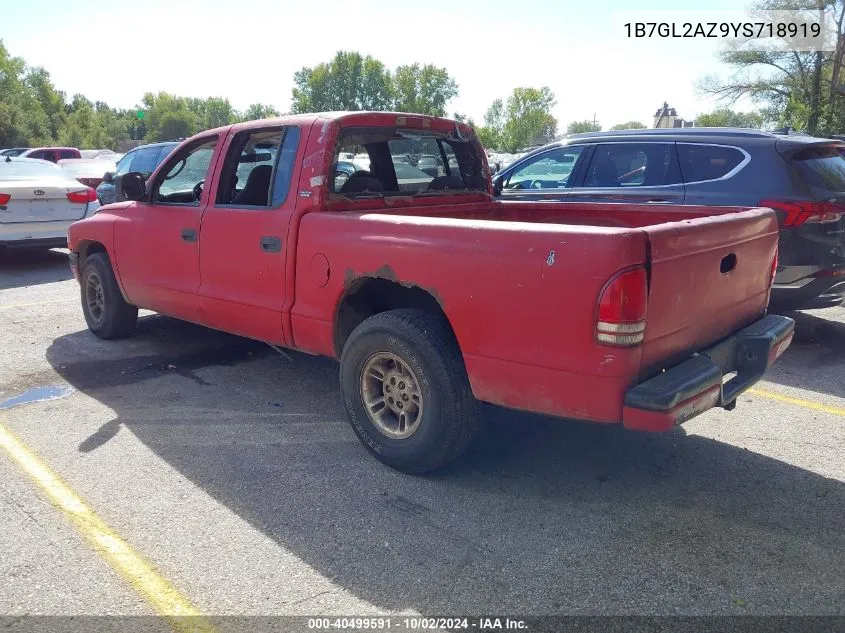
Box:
330;126;486;198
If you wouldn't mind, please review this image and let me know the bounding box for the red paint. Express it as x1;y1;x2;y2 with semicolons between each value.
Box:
622;385;722;432
68;112;785;428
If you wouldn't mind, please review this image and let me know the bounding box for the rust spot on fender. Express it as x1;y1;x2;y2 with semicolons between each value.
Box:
342;265;445;307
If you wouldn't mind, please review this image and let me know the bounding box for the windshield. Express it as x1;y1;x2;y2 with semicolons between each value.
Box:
0;159;64;180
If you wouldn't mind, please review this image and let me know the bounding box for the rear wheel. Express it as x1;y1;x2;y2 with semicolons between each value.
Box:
80;252;138;339
340;309;480;474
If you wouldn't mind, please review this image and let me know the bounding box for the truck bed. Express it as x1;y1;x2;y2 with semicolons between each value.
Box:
292;199;779;422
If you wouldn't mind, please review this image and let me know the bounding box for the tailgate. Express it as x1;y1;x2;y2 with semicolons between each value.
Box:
639;208;779;373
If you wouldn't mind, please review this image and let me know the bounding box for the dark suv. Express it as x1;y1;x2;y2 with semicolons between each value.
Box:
493;128;845;310
97;141;180;205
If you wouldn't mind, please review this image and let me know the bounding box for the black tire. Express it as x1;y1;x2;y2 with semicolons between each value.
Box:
340;308;480;474
80;252;138;339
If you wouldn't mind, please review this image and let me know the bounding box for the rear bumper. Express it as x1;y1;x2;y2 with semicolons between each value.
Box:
622;314;795;432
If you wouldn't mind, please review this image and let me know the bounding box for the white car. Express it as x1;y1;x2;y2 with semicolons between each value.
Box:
0;157;100;249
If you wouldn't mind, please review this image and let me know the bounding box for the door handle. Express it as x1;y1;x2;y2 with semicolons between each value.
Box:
181;228;197;242
260;236;282;253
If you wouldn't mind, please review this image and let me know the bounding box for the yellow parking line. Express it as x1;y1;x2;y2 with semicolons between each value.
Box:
0;421;215;633
0;298;74;310
747;388;845;417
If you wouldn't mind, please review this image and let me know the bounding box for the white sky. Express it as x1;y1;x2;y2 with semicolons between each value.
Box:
2;0;758;128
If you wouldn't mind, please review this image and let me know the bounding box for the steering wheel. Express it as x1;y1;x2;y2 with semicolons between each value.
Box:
529;180;544;189
192;180;205;202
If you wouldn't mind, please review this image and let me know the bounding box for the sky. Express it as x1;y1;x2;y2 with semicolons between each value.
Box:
2;0;758;129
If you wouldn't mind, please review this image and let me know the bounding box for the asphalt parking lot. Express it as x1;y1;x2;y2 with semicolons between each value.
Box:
0;248;843;621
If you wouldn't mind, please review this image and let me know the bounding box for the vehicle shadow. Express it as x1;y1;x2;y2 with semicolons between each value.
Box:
0;248;72;290
763;308;845;399
46;318;844;614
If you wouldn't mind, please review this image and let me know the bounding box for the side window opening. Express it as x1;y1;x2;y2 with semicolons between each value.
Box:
584;143;680;188
214;126;301;208
152;137;219;206
677;144;746;183
505;146;584;191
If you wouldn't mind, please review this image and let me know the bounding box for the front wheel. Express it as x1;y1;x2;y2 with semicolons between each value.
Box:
340;309;480;474
80;252;138;339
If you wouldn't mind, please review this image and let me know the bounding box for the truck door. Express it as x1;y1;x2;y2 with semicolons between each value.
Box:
197;124;302;343
114;134;221;322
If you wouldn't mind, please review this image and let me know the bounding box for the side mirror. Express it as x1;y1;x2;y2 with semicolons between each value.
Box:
101;171;114;183
121;171;147;202
492;175;504;196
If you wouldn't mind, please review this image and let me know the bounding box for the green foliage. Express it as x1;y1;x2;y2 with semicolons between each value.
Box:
291;51;394;113
476;89;558;152
393;64;458;116
243;103;280;121
610;121;647;130
291;51;459;116
566;120;602;134
694;108;764;128
698;0;845;135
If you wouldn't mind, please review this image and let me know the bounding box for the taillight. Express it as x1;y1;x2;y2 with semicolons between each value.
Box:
596;267;648;346
813;268;845;278
0;193;10;205
67;188;97;204
760;199;845;227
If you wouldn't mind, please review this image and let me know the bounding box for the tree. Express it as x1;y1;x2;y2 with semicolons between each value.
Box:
566;120;602;134
243;103;280;120
140;92;199;141
291;51;394;113
697;0;845;136
392;64;458;116
610;121;646;130
476;99;505;149
497;87;558;152
694;108;764;128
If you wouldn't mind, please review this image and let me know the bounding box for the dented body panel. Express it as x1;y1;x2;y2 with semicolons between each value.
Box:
68;111;792;429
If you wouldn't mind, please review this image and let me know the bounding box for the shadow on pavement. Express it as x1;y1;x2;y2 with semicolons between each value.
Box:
0;248;72;290
763;309;845;399
46;316;844;614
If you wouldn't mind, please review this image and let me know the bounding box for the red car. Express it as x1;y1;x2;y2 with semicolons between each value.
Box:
57;158;116;191
67;112;794;473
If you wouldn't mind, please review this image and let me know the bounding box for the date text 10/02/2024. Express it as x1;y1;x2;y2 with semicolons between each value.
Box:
308;617;529;630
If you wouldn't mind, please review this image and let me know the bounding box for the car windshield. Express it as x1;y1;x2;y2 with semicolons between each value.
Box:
0;159;64;180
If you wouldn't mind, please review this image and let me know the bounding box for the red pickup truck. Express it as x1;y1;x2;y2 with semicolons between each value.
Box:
67;112;794;473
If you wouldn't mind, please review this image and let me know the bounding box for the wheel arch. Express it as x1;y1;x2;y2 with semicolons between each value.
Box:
333;277;461;360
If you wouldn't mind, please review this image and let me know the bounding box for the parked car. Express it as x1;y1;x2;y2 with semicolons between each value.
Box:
19;147;82;163
493;128;845;310
96;141;179;205
58;158;117;190
0;157;99;249
417;154;444;177
80;149;121;160
67;112;792;473
0;148;30;157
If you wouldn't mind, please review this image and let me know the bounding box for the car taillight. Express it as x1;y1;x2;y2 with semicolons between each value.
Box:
0;193;10;205
596;267;648;346
759;199;845;227
67;188;97;203
813;268;845;277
